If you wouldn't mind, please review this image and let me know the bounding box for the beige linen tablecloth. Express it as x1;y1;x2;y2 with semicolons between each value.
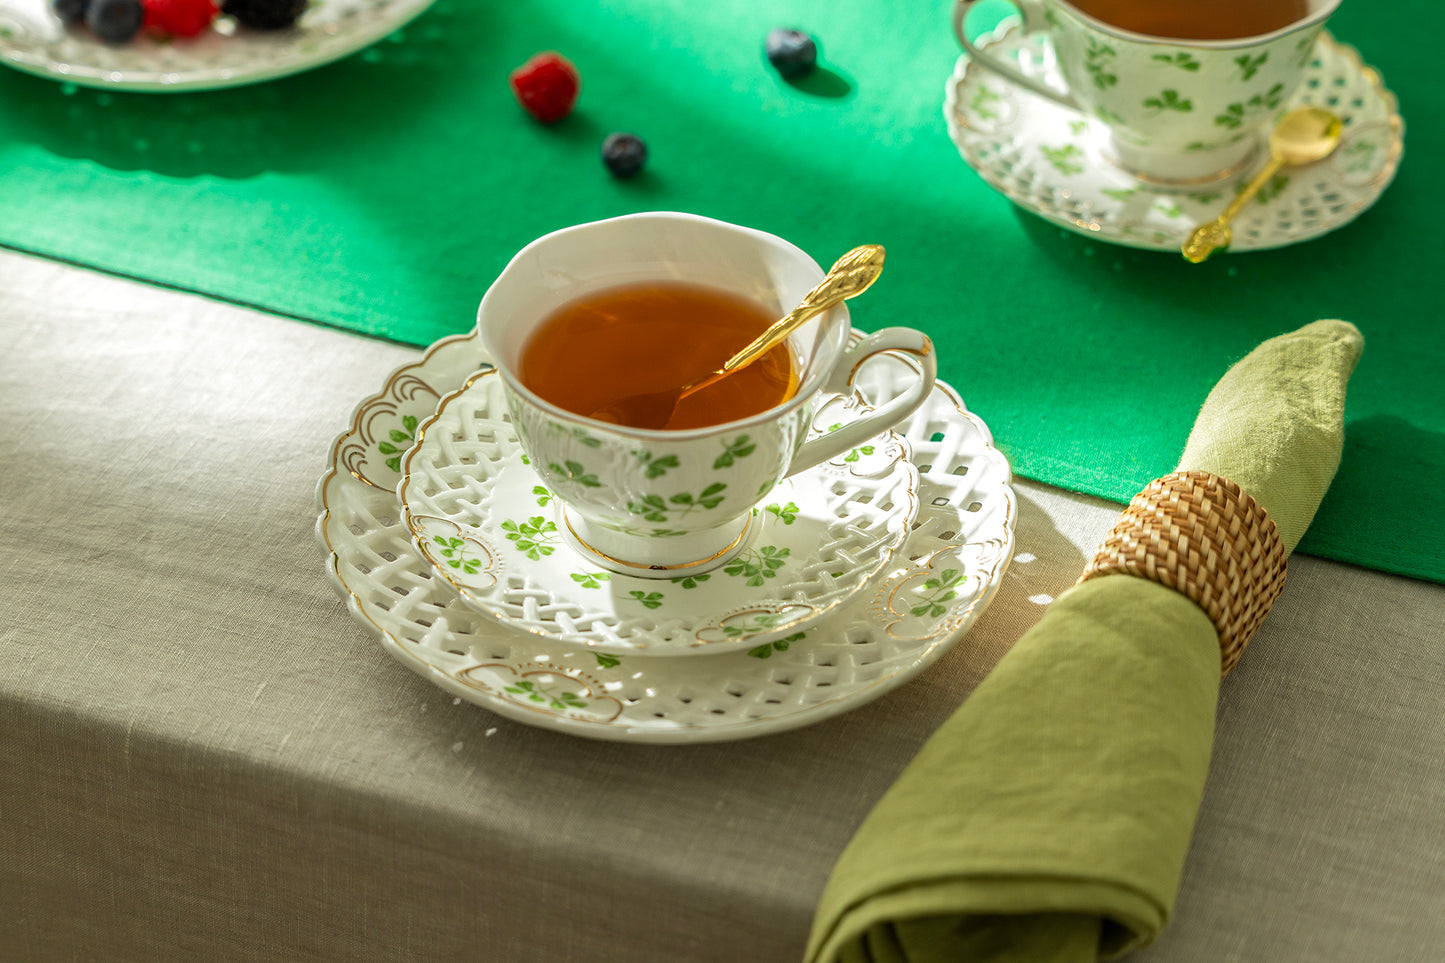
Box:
2;248;1442;961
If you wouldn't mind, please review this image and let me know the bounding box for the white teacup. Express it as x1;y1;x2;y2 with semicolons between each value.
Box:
477;212;937;577
954;0;1340;184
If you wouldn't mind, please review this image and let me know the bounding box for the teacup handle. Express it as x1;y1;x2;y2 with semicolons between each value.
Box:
954;0;1082;111
785;328;938;477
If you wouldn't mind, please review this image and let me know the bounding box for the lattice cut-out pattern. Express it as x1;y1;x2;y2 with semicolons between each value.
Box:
317;335;1016;743
396;371;921;655
945;29;1402;253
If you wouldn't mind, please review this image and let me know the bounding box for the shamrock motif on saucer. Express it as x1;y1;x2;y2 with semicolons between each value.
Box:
317;334;1016;743
945;29;1402;253
397;371;921;656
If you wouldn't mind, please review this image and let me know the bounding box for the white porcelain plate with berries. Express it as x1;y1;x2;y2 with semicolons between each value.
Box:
0;0;435;91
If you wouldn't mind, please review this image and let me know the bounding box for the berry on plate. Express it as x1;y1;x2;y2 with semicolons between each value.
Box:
766;29;817;78
509;52;581;124
87;0;144;42
221;0;307;30
52;0;90;25
143;0;218;37
601;132;647;178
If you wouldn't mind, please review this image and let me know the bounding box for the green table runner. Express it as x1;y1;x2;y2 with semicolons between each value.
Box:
0;0;1438;581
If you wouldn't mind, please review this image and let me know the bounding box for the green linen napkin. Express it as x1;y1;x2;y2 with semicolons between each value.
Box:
805;319;1364;963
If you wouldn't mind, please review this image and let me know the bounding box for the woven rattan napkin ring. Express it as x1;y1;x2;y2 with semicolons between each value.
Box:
1079;470;1287;675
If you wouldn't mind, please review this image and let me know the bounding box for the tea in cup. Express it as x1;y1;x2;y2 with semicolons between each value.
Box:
518;279;799;431
477;212;937;575
954;0;1340;184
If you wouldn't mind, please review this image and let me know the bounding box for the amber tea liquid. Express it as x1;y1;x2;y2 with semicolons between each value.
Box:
1067;0;1309;39
518;281;799;431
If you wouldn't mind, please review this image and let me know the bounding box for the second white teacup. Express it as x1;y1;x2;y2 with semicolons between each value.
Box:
955;0;1340;184
477;212;937;577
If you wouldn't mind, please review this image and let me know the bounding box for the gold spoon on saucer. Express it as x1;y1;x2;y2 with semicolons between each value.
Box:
588;244;886;429
1181;107;1343;263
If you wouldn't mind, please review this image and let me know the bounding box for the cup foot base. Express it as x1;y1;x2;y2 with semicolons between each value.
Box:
559;508;755;579
1100;135;1262;192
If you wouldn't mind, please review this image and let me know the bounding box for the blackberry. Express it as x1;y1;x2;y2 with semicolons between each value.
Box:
86;0;143;41
221;0;306;29
766;29;817;78
601;133;647;178
52;0;90;25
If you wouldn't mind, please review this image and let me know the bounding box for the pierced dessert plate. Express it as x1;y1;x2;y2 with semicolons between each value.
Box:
315;332;1015;744
0;0;434;92
944;27;1403;252
398;371;920;657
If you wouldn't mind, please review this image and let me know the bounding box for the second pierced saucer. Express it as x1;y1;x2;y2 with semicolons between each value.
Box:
945;28;1402;252
399;371;920;657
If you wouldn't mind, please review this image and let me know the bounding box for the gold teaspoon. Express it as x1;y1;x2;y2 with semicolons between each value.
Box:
1182;107;1343;264
588;244;886;429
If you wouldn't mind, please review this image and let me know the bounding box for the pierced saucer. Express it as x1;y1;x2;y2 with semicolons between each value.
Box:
398;370;920;657
944;28;1403;252
315;332;1015;744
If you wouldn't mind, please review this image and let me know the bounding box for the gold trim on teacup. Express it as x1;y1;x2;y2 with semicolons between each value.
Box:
947;30;1403;250
317;327;1019;734
1100;141;1263;189
1049;0;1339;50
845;337;933;386
396;361;923;655
563;511;754;572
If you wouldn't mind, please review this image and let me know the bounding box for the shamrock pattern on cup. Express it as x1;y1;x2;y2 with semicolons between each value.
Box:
401;368;920;655
1039;0;1331;160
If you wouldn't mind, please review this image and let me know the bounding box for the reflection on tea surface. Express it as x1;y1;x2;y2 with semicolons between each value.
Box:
1068;0;1309;39
519;281;798;431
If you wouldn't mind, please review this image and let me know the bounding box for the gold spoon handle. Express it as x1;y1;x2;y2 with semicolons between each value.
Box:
720;244;885;375
679;300;830;399
678;244;886;400
1220;154;1285;225
1182;155;1285;263
720;300;829;375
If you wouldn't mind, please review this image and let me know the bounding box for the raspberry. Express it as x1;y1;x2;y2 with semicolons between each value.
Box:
766;29;817;78
143;0;217;37
221;0;306;29
601;133;647;178
509;52;580;124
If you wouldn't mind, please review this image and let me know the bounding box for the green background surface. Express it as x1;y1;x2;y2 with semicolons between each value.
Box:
0;0;1439;581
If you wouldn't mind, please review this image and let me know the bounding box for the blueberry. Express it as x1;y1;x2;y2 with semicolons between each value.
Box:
601;133;647;178
51;0;90;25
766;29;817;78
221;0;309;30
85;0;142;42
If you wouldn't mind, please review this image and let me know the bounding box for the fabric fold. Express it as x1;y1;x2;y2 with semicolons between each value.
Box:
809;578;1218;963
1179;319;1363;552
806;320;1363;963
